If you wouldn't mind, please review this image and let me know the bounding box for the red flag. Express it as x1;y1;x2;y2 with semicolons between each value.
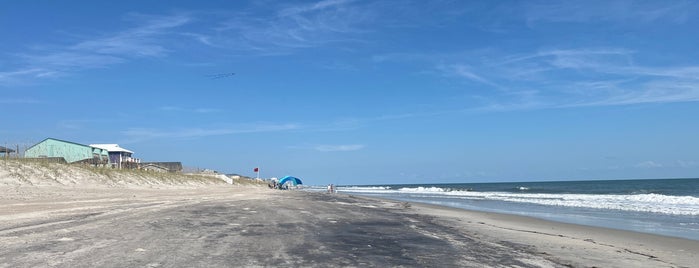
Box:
254;167;259;172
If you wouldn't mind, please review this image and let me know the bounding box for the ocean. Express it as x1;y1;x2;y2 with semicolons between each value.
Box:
313;178;699;241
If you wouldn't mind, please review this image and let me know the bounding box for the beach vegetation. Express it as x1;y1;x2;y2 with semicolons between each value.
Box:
0;158;265;187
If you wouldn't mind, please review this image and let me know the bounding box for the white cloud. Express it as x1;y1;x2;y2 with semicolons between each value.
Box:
70;13;190;57
1;13;191;85
676;160;699;168
314;144;365;152
635;161;663;168
278;0;356;17
214;0;374;53
20;52;125;69
370;45;699;116
437;63;502;89
181;32;214;46
524;1;695;25
0;1;385;84
633;160;699;169
122;123;299;141
0;98;42;104
157;106;221;114
458;48;699;110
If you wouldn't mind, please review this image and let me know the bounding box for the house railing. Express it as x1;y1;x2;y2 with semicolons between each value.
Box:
122;157;141;163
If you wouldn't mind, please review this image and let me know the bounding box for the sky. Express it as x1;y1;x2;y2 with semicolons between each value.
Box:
2;0;699;185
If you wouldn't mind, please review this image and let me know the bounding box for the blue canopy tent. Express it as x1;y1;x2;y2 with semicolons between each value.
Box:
278;176;303;186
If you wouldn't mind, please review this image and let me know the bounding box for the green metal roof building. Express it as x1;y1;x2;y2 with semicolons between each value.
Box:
24;138;109;164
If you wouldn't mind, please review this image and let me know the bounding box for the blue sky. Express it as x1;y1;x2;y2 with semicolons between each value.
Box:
2;0;699;185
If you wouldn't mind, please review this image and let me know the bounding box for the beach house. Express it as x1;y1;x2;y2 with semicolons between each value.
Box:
24;138;109;164
0;146;16;158
90;144;140;169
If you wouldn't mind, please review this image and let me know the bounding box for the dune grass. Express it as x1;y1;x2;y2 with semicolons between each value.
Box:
1;158;266;187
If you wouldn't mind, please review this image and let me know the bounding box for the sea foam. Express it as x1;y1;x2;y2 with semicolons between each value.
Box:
339;186;699;216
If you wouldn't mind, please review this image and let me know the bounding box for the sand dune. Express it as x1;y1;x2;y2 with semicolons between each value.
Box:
0;160;231;188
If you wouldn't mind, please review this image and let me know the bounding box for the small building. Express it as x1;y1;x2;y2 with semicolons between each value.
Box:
0;146;15;157
141;163;170;173
141;162;183;173
24;138;108;164
90;144;140;169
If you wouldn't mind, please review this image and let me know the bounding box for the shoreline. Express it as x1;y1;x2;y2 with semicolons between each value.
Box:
1;185;697;267
332;179;699;242
348;192;699;239
363;194;699;267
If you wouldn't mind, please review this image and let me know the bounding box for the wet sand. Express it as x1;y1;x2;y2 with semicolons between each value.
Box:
1;186;697;267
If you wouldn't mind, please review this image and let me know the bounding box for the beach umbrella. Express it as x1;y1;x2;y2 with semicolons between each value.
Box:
278;176;303;186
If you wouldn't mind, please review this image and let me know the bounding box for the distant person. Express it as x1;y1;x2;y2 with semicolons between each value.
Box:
327;184;332;193
330;184;335;193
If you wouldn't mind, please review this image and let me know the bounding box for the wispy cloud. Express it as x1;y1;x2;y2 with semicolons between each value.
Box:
525;49;699;107
524;1;695;25
1;13;191;85
288;143;366;152
436;63;504;90
0;98;42;104
19;52;125;69
157;106;221;114
0;68;62;85
212;0;375;53
314;144;365;152
122;123;299;142
1;1;382;85
676;160;699;168
633;160;699;169
635;160;663;168
70;13;190;57
278;0;356;17
384;47;699;111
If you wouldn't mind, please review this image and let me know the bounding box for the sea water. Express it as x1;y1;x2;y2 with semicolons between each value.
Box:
318;178;699;241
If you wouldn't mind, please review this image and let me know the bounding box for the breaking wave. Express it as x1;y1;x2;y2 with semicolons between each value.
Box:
338;186;699;216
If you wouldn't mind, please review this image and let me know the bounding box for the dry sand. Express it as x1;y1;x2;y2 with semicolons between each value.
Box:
1;161;697;267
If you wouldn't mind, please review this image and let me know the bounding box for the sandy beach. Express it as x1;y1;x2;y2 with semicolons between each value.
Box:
1;161;696;267
1;182;697;268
